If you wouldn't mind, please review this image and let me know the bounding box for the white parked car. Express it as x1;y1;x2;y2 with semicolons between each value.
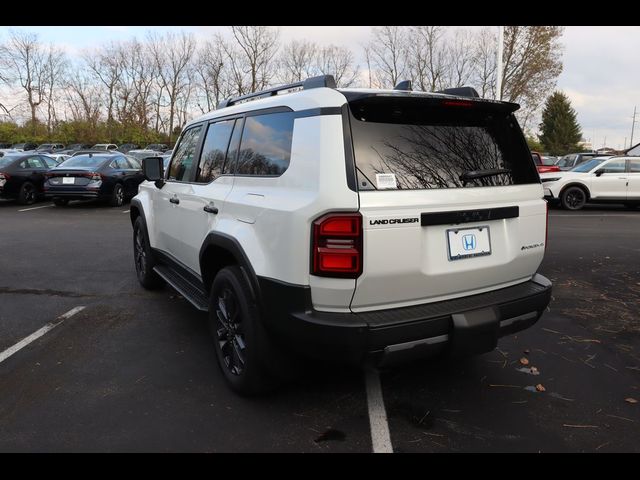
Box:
541;156;640;210
130;76;552;394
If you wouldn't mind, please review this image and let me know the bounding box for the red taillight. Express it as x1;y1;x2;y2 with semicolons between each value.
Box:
442;100;474;108
0;172;10;179
312;212;362;278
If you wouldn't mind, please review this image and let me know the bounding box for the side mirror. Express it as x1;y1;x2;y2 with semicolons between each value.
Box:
594;169;605;177
142;157;165;188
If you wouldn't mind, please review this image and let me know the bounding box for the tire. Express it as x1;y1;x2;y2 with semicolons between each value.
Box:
53;198;69;207
209;266;288;395
561;186;588;210
133;216;165;290
110;183;125;207
17;182;37;205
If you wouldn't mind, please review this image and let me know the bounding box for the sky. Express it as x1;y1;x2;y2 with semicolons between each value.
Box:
3;25;640;150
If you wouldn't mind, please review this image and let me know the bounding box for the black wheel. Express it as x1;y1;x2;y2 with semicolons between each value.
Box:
624;203;640;210
561;186;587;210
110;183;125;207
133;216;165;290
17;182;37;205
53;198;69;207
209;266;290;395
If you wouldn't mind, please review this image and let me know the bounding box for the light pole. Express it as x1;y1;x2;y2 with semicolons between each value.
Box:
631;106;638;147
496;26;504;101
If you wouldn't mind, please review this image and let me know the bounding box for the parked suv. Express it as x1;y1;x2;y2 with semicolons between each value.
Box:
131;76;552;394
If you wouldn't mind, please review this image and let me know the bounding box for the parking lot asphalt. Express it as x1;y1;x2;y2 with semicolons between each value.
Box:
1;200;639;452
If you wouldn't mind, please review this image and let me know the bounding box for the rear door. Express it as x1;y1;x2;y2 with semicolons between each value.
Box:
346;96;546;311
627;158;640;200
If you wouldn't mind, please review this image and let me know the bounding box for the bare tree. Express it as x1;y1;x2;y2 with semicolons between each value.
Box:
445;29;476;88
1;30;48;130
229;26;280;94
365;26;408;88
406;26;448;92
315;45;360;87
83;42;123;129
43;45;67;134
471;28;497;99
194;39;231;113
148;32;195;141
65;70;102;125
278;39;318;84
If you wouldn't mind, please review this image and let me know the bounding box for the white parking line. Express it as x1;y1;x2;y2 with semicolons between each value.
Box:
365;368;393;453
0;306;85;364
122;210;130;213
18;204;54;212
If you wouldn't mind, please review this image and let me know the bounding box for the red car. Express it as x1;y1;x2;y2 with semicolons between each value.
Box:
531;151;560;174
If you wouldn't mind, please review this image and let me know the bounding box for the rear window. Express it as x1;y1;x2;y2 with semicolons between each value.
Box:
58;156;109;168
348;97;539;190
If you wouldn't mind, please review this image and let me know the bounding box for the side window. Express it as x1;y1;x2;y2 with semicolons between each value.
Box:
111;157;129;169
41;156;58;168
236;111;295;176
22;156;45;169
197;119;235;183
127;157;141;169
169;125;203;182
224;118;244;175
629;160;640;173
601;160;626;173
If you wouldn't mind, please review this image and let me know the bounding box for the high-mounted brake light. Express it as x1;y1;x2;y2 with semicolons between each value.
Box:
442;100;474;108
311;212;362;278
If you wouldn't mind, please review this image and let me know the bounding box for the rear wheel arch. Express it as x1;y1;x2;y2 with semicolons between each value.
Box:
199;233;260;304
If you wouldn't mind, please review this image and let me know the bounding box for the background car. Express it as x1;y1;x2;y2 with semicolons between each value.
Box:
36;143;65;154
59;143;93;155
0;153;56;204
127;149;164;162
555;152;601;171
91;143;119;151
540;156;640;210
44;153;144;207
144;143;169;152
0;143;12;149
531;151;560;173
10;142;38;152
117;143;140;154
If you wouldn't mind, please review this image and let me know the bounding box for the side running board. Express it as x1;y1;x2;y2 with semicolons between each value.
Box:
153;264;209;312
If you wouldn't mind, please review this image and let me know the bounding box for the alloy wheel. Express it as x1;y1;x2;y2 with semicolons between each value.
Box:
215;287;246;376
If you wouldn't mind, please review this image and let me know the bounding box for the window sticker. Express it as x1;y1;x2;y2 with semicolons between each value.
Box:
375;173;397;189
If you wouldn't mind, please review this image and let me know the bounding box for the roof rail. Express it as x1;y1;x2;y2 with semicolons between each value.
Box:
394;80;412;91
216;74;336;110
435;86;480;98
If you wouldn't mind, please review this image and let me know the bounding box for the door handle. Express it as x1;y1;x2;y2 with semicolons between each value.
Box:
203;203;219;214
169;196;180;205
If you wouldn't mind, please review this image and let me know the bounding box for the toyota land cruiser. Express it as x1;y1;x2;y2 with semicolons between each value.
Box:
130;75;552;394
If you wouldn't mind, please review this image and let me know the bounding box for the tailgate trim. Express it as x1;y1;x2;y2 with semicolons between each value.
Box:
421;206;519;226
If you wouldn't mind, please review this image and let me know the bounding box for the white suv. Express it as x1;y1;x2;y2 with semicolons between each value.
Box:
130;75;552;394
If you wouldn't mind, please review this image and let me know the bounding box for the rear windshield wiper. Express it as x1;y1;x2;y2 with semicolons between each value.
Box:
459;168;511;186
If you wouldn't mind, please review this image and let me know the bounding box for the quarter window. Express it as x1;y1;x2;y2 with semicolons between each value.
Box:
629;159;640;173
169;125;203;181
236;111;295;176
197;120;235;183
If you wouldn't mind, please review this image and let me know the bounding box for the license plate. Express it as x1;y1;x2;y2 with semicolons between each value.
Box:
62;177;75;184
447;226;491;261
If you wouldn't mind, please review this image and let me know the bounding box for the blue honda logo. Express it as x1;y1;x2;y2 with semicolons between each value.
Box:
462;234;476;251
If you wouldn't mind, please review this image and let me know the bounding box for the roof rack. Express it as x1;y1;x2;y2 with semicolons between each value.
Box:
216;74;337;110
435;86;480;98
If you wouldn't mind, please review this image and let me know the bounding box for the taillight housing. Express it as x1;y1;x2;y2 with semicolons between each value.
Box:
544;200;549;252
311;212;363;278
0;172;9;187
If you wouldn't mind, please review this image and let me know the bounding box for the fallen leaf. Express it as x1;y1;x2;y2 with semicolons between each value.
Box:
520;357;530;366
530;366;539;374
625;397;638;404
536;383;546;392
524;349;530;354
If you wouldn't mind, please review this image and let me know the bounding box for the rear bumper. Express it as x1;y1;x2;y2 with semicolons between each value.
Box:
260;274;552;366
45;190;101;200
